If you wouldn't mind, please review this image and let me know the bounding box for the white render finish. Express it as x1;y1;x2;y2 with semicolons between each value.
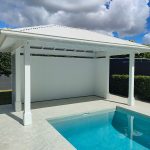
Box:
21;56;95;101
23;42;32;125
95;58;109;98
19;50;107;102
128;53;135;106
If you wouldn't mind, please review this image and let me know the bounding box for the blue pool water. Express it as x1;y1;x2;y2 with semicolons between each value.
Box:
48;108;150;150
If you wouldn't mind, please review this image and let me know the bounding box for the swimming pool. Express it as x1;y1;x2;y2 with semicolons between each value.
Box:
48;107;150;150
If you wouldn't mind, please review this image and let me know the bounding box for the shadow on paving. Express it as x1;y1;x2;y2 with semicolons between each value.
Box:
31;96;103;109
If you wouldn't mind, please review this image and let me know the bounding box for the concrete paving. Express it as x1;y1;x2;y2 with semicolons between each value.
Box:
0;95;150;150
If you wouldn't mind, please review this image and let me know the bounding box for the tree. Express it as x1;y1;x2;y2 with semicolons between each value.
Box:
0;52;11;76
135;45;150;59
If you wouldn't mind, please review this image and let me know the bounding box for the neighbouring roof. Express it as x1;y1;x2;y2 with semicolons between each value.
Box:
0;24;150;54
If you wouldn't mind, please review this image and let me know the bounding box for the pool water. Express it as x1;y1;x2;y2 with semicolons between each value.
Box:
48;108;150;150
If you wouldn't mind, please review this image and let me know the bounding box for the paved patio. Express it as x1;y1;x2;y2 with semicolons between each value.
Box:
0;95;150;150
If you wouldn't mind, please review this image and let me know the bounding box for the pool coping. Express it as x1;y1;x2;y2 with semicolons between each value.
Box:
1;95;150;150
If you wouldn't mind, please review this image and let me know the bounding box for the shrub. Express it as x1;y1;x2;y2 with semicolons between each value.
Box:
110;74;150;101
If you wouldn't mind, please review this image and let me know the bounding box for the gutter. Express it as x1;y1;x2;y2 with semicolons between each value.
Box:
1;29;150;52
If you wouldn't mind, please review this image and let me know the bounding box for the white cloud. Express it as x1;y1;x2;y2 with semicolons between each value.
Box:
143;33;150;44
25;0;106;13
0;0;149;36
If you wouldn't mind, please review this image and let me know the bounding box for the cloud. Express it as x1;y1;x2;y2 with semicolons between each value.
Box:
143;33;150;44
0;0;149;36
25;0;103;13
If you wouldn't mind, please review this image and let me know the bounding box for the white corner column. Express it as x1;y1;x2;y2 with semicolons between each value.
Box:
14;48;22;111
23;42;32;125
128;53;135;106
105;53;110;99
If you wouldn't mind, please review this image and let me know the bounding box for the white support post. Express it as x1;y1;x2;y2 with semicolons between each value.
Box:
14;48;22;111
23;42;32;126
128;53;135;106
106;53;110;99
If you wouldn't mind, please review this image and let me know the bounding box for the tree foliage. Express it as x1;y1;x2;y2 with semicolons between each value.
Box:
0;52;11;76
136;52;150;58
135;44;150;58
111;45;150;59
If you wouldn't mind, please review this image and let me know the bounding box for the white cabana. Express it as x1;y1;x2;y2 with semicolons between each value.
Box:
0;25;150;126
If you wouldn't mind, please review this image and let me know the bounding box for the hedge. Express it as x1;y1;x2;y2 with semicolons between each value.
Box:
110;75;150;101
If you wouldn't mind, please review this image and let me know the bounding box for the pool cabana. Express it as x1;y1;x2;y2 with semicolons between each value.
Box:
0;25;150;126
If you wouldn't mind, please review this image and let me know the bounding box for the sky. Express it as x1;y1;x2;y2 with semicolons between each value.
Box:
0;0;150;44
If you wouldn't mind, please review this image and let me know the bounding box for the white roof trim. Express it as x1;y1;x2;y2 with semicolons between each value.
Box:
0;24;150;53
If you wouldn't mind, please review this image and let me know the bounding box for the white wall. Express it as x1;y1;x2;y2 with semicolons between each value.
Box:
20;56;96;102
19;53;108;102
95;58;108;98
